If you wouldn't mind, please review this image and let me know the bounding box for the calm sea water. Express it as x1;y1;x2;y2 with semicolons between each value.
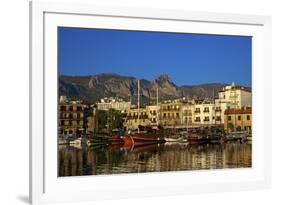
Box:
58;142;252;177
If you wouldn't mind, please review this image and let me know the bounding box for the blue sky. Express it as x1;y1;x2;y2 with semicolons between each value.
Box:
58;27;252;87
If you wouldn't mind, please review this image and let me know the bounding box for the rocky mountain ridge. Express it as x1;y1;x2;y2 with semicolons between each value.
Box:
59;73;234;104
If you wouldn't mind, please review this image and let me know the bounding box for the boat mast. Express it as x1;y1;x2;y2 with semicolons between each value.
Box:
156;86;159;126
213;88;216;126
232;82;237;132
137;79;140;133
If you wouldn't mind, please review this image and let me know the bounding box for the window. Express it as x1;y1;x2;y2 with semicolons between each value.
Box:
247;115;250;120
195;108;200;113
204;116;209;121
195;117;200;122
203;107;209;113
228;116;232;121
176;113;179;118
60;106;66;111
238;115;241;121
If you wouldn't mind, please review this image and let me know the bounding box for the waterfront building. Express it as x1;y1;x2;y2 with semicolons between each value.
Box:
146;105;159;126
58;100;86;135
97;97;131;113
84;105;98;134
124;107;150;130
218;83;251;108
215;83;252;124
159;101;182;126
193;101;215;125
224;107;252;133
181;102;194;125
213;99;227;124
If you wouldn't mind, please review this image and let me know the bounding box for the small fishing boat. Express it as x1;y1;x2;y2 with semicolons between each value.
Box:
164;136;184;143
121;134;165;147
107;135;124;145
187;130;208;144
226;131;248;142
69;137;82;146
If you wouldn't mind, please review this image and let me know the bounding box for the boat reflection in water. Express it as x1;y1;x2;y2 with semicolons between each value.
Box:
58;142;252;177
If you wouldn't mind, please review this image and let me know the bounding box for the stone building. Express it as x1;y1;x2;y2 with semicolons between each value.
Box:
181;102;194;125
146;105;159;126
97;97;131;113
124;107;150;131
224;107;252;133
159;101;182;126
193;101;215;125
58;101;85;136
215;83;252;124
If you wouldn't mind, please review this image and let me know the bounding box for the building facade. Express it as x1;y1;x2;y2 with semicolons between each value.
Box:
146;105;159;126
224;107;252;133
215;83;252;124
58;101;85;135
159;101;182;126
124;108;150;130
97;97;131;113
193;101;215;125
181;102;194;125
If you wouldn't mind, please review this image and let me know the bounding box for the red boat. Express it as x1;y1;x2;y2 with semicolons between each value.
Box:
107;135;124;145
121;134;165;147
187;129;208;144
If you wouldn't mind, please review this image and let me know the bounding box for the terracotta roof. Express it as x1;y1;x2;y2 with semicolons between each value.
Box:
224;108;252;115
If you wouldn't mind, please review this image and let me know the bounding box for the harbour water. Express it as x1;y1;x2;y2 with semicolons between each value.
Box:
58;141;252;177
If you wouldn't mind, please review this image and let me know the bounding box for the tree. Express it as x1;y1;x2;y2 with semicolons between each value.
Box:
97;109;125;133
97;110;107;133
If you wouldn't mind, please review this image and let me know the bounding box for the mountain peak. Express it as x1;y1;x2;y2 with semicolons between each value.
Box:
155;74;172;83
96;73;121;77
59;73;227;104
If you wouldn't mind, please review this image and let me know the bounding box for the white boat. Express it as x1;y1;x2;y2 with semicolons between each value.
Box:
69;137;82;145
164;136;184;142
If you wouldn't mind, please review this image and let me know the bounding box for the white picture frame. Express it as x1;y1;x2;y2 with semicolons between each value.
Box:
30;1;272;204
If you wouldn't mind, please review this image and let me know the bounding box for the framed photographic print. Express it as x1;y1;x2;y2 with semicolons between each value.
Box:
30;1;272;204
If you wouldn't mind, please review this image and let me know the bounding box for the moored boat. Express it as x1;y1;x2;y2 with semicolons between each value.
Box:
164;136;184;143
121;133;165;147
187;129;208;144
